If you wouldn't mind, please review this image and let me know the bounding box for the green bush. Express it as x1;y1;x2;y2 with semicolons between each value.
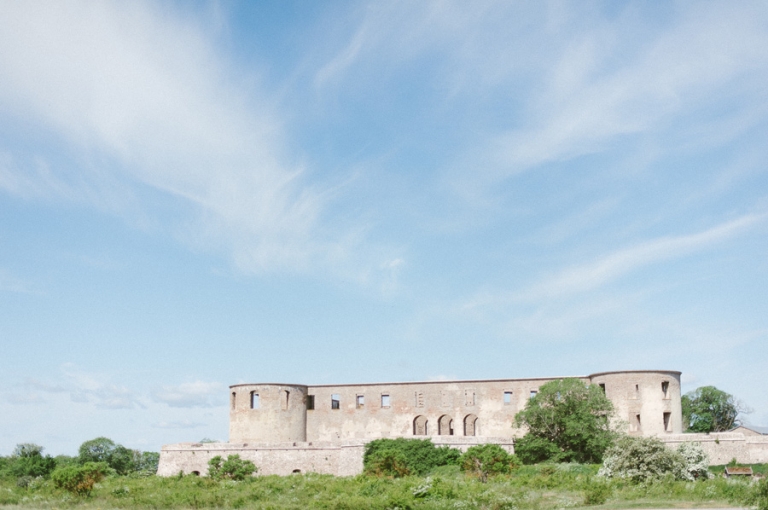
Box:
756;477;768;510
363;438;461;477
514;434;563;465
51;461;109;496
459;444;519;481
8;443;56;479
207;454;257;480
583;478;612;505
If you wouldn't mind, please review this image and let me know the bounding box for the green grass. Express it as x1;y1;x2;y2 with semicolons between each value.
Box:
0;463;764;509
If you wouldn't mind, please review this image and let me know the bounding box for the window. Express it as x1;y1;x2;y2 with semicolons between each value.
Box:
231;392;236;410
356;395;365;409
661;381;670;399
414;391;425;408
631;383;639;399
331;394;340;410
282;390;290;410
306;395;315;410
464;389;475;406
464;414;478;436
530;390;537;399
438;415;453;435
250;392;260;409
413;415;428;435
630;413;641;432
381;394;390;408
663;412;672;432
599;383;606;393
503;391;513;405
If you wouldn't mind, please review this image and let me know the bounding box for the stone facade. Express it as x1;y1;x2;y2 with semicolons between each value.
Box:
159;370;693;476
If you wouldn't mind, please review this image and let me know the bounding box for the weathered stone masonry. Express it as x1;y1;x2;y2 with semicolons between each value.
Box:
160;369;737;476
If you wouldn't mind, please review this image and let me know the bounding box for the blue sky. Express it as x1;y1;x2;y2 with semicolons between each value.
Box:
1;0;767;456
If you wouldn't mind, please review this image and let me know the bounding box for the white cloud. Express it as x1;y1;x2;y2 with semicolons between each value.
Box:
0;1;336;273
152;420;206;430
151;381;225;408
519;214;764;301
17;365;144;410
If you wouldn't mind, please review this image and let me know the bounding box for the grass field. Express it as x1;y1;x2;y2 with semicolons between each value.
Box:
1;463;765;509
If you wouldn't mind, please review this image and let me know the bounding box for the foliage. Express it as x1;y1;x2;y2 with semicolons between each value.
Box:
207;455;257;480
6;443;57;479
582;478;611;505
459;444;519;481
676;441;711;480
681;385;749;432
51;461;109;496
514;378;616;464
756;477;768;510
76;437;156;475
363;438;461;477
598;435;689;482
2;461;767;509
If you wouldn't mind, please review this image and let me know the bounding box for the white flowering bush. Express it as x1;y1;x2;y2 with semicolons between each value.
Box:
598;436;688;483
676;441;711;480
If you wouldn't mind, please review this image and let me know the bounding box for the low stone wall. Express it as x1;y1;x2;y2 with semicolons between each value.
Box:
659;432;768;465
157;437;516;477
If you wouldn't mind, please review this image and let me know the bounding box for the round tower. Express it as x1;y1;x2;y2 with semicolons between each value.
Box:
229;383;308;443
588;370;682;436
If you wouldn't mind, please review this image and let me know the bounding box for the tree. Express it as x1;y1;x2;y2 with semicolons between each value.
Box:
598;436;689;482
78;437;117;464
51;462;108;496
514;378;616;464
682;386;750;432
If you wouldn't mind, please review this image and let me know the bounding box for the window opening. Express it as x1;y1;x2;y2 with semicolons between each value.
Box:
231;392;236;410
250;392;259;409
664;412;672;432
635;413;641;432
282;390;290;410
438;414;453;435
464;389;475;406
381;394;390;408
632;384;639;399
413;415;428;435
503;391;513;405
598;383;606;393
661;381;670;399
414;391;425;408
306;395;315;410
356;395;365;409
464;414;478;436
530;390;537;399
331;394;340;410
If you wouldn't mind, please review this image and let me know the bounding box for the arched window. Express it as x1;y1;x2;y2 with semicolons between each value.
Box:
463;414;478;436
413;415;428;435
438;415;453;436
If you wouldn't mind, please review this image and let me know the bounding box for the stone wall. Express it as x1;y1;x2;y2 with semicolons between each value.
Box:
659;432;768;465
157;437;515;477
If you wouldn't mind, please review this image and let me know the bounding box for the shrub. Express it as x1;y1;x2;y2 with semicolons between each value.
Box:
365;449;411;477
583;478;612;506
676;442;711;480
207;455;257;480
598;435;688;483
363;438;461;477
459;444;519;482
756;477;768;510
8;443;56;478
514;434;563;465
51;461;109;496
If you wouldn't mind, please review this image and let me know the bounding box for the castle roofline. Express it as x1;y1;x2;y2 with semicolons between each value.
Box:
229;370;681;390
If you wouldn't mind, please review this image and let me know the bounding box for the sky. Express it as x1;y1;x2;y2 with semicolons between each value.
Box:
1;0;767;456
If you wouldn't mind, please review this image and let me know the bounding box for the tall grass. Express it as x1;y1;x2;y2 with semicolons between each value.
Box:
1;463;765;509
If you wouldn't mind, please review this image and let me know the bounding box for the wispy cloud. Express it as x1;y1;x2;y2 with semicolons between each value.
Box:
12;365;144;410
0;1;340;273
152;420;206;430
151;381;224;408
519;214;764;301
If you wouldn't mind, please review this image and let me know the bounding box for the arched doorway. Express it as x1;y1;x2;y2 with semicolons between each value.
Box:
413;415;428;435
438;415;454;435
463;414;478;436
